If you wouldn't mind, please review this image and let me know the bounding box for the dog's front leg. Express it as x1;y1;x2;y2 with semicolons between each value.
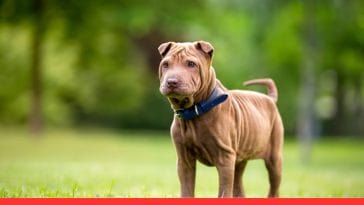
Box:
216;155;236;197
176;148;196;197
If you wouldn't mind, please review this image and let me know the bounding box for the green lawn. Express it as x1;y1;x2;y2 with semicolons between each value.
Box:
0;127;363;197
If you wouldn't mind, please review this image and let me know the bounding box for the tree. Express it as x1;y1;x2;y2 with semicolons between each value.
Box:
29;0;44;134
297;0;318;162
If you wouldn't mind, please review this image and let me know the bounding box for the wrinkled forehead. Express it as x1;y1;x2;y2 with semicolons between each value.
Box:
163;43;205;63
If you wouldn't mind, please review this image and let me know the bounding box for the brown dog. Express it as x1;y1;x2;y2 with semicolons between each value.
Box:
158;41;284;197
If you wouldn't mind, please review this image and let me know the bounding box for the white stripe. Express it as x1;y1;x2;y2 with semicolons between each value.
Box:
194;105;200;116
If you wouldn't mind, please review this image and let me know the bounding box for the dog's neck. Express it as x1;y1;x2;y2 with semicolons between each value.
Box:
172;84;228;120
193;66;217;103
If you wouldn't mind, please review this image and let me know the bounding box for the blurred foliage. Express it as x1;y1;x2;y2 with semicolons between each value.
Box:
0;0;363;136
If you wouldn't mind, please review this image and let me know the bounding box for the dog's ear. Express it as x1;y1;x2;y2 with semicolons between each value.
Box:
195;41;214;59
158;42;175;58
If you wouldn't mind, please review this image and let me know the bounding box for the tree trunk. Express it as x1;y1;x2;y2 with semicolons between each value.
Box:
296;0;317;162
352;77;364;136
30;0;44;134
330;72;346;135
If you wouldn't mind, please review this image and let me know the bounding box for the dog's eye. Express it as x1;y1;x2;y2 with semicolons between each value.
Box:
162;61;169;68
187;60;196;68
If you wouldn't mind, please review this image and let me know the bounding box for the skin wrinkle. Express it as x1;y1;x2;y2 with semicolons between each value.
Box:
159;44;216;109
231;96;241;152
160;44;208;109
158;41;284;198
167;43;216;105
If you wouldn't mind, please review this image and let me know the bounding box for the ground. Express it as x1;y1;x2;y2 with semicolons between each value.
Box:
0;127;363;197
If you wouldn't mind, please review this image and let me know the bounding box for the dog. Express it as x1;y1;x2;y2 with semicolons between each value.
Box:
158;41;284;197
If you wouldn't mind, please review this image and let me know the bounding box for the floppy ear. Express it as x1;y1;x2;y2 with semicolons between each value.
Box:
158;42;175;58
195;41;214;58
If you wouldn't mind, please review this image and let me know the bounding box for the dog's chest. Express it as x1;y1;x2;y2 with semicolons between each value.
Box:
185;134;216;166
191;145;215;166
179;120;222;166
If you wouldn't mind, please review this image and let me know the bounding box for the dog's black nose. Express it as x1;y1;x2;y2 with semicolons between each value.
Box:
167;78;178;88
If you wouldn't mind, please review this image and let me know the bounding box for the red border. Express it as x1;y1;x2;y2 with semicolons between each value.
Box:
0;198;363;205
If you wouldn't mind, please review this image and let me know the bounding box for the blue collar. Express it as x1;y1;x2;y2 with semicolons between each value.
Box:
174;87;228;120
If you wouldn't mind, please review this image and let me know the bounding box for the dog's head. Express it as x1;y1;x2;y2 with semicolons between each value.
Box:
158;41;216;110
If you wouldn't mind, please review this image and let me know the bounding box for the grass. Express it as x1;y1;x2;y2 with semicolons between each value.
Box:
0;127;363;197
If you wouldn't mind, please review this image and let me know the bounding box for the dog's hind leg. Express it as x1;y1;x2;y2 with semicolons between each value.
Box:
233;160;248;197
264;154;282;197
265;117;284;197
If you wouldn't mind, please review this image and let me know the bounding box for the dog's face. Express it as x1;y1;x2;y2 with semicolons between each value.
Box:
158;41;214;109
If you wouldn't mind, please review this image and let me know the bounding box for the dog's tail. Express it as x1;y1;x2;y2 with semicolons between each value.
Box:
243;78;278;103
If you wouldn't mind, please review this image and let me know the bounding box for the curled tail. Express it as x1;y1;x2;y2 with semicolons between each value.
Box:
244;78;278;103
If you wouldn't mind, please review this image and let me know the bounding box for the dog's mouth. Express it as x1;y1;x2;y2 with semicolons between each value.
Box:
171;97;189;106
168;96;193;109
